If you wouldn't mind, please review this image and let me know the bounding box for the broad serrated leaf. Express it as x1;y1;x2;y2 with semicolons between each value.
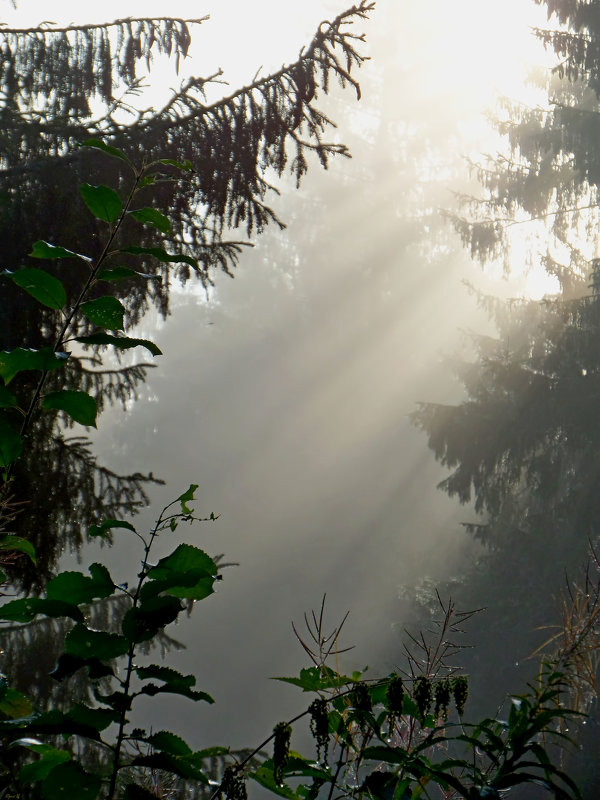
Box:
250;765;300;800
0;414;22;466
135;665;196;685
146;731;192;756
272;666;351;692
145;544;218;600
121;595;183;643
64;625;129;660
8;268;67;310
29;240;91;262
25;710;101;741
46;564;114;605
67;703;119;732
96;267;161;282
89;518;136;538
50;654;115;683
0;348;69;384
75;333;162;356
80;138;134;167
19;749;71;784
80;183;122;223
41;761;102;800
135;665;214;703
80;296;125;330
129;753;207;782
41;390;97;428
130;207;171;233
0;534;36;564
0;597;83;623
120;245;199;269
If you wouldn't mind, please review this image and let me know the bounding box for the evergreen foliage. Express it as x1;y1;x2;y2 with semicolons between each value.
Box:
0;2;373;587
410;1;600;791
0;5;592;797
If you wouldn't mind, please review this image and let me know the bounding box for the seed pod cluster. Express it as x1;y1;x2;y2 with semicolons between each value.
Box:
273;721;292;785
309;698;330;763
452;675;468;716
413;676;433;718
350;681;372;734
434;678;452;721
350;681;372;713
386;675;404;732
220;766;247;800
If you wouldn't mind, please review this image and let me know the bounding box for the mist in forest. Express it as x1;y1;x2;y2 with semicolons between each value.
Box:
52;0;555;748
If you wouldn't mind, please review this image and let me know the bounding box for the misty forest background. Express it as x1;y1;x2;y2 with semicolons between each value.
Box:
1;0;600;796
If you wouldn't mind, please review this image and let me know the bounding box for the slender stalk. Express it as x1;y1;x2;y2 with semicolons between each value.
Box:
106;501;166;800
18;165;143;442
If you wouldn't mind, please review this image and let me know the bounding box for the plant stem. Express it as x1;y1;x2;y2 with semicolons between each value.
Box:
106;498;164;800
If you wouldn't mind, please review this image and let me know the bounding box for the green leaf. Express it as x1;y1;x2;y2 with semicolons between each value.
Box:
251;765;300;800
75;333;162;356
80;296;125;330
41;390;97;428
129;753;207;782
0;382;18;408
0;534;36;564
192;746;229;758
280;754;331;780
178;483;198;514
146;731;192;756
29;240;91;262
67;703;119;732
64;624;130;660
145;544;218;600
19;748;71;784
362;746;410;767
0;347;69;384
46;564;114;605
135;665;214;703
80;138;134;167
121;595;183;643
96;267;161;283
89;518;136;538
8;268;67;310
120;245;199;270
135;665;195;685
273;666;352;692
50;654;115;683
80;183;122;223
157;157;194;171
0;414;22;466
0;598;83;623
130;207;171;233
0;688;35;719
41;761;102;800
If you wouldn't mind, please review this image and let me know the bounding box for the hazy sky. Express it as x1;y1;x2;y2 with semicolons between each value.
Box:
8;0;558;753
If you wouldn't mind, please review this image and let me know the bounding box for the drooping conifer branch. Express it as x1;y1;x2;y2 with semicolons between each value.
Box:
0;17;206;116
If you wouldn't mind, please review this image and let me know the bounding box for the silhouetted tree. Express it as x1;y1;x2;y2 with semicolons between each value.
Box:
0;3;374;587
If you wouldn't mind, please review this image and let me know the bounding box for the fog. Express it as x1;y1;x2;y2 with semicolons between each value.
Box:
35;0;553;748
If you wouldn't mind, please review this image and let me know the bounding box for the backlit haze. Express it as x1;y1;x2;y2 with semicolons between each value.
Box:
8;0;557;746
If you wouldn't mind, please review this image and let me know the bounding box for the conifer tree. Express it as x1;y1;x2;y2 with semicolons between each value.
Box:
411;4;600;791
0;3;374;587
